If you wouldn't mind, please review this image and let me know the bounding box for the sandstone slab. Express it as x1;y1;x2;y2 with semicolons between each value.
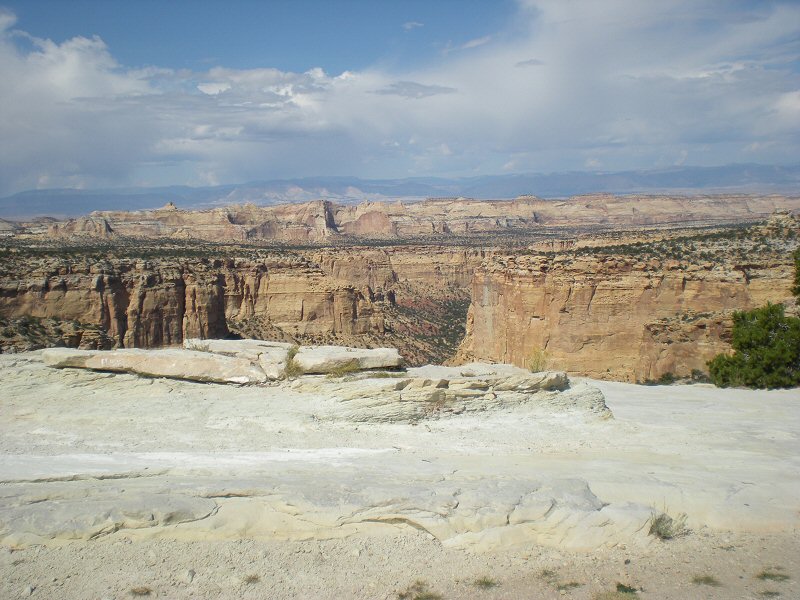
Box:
183;338;293;379
293;345;403;374
42;347;267;384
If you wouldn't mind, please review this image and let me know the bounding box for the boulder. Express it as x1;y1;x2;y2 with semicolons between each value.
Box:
293;345;403;374
43;348;267;384
183;338;292;379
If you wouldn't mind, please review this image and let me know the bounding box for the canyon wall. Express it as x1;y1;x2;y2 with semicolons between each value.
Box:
457;218;799;381
0;255;383;350
44;194;800;243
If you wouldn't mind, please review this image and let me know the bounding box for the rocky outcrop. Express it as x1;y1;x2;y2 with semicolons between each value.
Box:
457;218;799;381
291;364;601;423
40;342;605;424
0;256;385;350
44;194;800;243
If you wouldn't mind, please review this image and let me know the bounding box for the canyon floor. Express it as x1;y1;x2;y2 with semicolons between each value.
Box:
0;352;798;599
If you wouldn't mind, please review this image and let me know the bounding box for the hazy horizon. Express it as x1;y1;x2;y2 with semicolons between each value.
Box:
0;0;797;199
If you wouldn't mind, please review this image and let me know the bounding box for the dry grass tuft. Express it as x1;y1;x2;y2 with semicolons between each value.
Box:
756;569;789;582
648;511;688;539
397;580;443;600
473;576;498;589
692;574;721;586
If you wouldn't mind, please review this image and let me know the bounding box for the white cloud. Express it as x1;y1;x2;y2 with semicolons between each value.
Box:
461;35;492;50
403;21;423;31
0;1;798;196
0;7;16;31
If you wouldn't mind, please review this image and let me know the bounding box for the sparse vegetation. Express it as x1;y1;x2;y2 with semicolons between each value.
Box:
538;568;557;582
325;359;361;378
756;569;790;582
473;576;498;589
367;371;406;378
648;510;688;540
759;591;781;598
692;574;721;586
593;589;638;600
243;573;261;584
557;581;583;591
526;347;550;372
642;371;677;385
284;346;302;378
129;587;152;596
397;580;443;600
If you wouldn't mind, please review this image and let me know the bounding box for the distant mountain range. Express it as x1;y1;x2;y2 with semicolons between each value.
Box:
1;163;798;219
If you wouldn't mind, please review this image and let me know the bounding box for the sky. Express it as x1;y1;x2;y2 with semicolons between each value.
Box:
0;0;798;196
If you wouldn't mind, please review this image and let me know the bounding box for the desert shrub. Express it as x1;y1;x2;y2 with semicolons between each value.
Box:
649;510;688;540
397;580;442;600
657;372;676;385
527;347;550;372
690;368;711;383
708;303;800;389
284;346;303;378
792;248;800;299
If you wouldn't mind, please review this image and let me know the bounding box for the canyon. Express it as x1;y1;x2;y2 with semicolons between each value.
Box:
2;194;799;379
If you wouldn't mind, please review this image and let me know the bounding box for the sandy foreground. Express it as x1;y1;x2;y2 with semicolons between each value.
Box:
0;352;798;599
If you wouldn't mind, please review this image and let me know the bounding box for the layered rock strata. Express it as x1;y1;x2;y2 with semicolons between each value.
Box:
46;194;800;243
0;256;383;350
458;239;797;381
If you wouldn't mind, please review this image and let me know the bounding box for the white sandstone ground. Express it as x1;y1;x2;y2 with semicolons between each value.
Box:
0;350;798;599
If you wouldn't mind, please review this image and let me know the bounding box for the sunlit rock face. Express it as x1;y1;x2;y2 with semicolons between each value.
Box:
457;240;797;382
46;195;800;243
0;256;384;349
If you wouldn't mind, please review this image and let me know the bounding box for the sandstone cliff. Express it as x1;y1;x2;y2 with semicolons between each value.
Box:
0;253;383;351
44;194;800;243
457;216;799;381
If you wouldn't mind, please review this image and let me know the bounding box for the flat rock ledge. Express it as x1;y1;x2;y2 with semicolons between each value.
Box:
291;364;606;422
42;340;403;384
0;474;652;552
41;341;611;422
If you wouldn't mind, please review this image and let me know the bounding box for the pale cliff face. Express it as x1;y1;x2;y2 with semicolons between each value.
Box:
457;217;799;381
